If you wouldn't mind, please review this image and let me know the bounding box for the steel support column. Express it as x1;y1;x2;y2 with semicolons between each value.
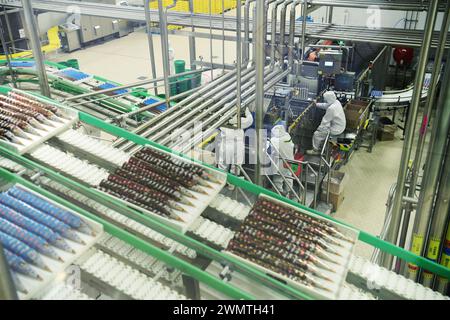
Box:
157;0;172;106
407;47;450;281
21;0;51;97
422;132;450;287
397;1;450;273
237;0;242;129
254;0;265;186
382;0;439;270
300;0;308;63
144;0;158;95
187;0;196;68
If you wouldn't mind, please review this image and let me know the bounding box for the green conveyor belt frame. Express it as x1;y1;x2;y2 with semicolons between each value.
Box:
0;58;171;119
0;88;448;300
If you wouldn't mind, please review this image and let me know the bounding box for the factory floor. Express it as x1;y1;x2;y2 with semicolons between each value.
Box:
333;133;403;259
48;30;421;260
50;27;237;84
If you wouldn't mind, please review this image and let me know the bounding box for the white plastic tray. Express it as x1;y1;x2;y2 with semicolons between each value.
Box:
0;116;77;155
51;67;94;84
0;90;78;155
99;146;227;233
223;194;359;300
7;184;104;300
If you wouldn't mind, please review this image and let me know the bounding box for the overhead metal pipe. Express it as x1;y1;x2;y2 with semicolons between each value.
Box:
166;68;277;148
236;0;243;129
177;69;289;153
21;0;51;97
244;0;255;63
300;0;308;63
288;0;302;68
131;68;283;154
396;1;450;271
279;0;295;62
114;70;239;150
188;0;197;89
148;68;257;142
382;0;440;270
263;0;278;58
328;5;333;24
270;0;286;66
406;47;450;281
409;0;450;195
146;71;251;135
254;0;266;186
144;0;158;95
422;133;450;288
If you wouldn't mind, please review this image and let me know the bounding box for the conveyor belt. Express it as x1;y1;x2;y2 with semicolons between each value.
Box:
79;249;187;300
347;255;450;300
373;73;432;106
96;233;184;285
39;282;92;300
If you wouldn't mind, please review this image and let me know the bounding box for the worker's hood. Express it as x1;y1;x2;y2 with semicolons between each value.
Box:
271;124;291;140
323;91;337;104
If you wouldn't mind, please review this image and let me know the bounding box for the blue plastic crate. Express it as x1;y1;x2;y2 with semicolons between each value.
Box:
143;98;167;112
56;68;90;81
97;82;128;95
371;90;383;98
8;61;35;68
296;16;314;23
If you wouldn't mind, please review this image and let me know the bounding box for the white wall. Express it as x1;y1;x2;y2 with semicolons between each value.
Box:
307;7;449;31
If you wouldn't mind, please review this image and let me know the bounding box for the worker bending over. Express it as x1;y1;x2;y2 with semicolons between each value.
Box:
307;91;346;155
216;108;253;178
270;124;295;197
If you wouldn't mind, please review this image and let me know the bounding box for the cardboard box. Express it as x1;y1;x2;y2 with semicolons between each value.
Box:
321;191;344;211
322;170;348;194
378;130;396;141
377;117;397;141
345;100;370;130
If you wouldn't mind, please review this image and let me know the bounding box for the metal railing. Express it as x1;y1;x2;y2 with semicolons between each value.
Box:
263;133;332;208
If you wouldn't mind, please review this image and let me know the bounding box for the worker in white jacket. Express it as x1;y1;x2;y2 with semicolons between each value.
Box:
216;108;253;176
270;124;295;196
307;91;346;155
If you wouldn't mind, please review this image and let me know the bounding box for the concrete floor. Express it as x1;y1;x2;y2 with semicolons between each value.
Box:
48;29;412;259
334;133;404;259
50;27;237;85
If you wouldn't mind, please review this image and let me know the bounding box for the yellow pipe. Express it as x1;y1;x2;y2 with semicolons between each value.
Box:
198;132;219;149
0;26;61;59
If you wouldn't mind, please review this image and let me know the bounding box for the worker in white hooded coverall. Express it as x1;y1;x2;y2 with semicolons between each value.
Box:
216;108;253;177
307;91;346;155
270;124;295;196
